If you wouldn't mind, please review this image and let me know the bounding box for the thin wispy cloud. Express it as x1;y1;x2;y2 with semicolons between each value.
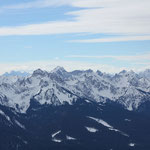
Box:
66;53;150;62
2;0;71;9
0;0;149;42
70;36;150;43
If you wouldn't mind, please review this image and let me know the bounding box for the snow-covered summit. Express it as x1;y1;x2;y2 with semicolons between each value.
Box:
51;66;66;73
32;69;48;77
0;67;150;113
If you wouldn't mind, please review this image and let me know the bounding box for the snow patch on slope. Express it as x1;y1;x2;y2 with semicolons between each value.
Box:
0;110;11;122
87;116;129;137
129;143;135;147
85;127;98;133
14;120;26;129
51;130;62;143
66;135;76;140
52;130;61;138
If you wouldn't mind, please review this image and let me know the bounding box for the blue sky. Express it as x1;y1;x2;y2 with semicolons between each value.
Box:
0;0;150;74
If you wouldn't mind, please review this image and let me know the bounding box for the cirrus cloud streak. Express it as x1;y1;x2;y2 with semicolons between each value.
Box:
66;53;150;62
0;0;149;42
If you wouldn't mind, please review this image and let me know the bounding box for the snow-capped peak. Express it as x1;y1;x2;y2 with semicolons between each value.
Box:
51;66;66;73
32;69;48;77
0;67;150;113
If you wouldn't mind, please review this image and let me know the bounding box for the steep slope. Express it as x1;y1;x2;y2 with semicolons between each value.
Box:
0;99;150;150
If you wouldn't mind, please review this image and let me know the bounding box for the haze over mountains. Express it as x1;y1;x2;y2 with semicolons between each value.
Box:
3;71;30;77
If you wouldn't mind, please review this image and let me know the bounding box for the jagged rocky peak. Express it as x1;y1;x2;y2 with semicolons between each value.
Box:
70;70;84;75
127;70;136;75
117;70;137;78
144;69;150;74
119;70;127;75
85;69;93;73
139;69;150;78
51;66;67;73
50;66;69;79
70;69;93;76
32;69;48;77
96;70;103;76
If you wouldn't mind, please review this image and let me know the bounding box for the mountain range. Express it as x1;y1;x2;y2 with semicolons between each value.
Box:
0;67;150;150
